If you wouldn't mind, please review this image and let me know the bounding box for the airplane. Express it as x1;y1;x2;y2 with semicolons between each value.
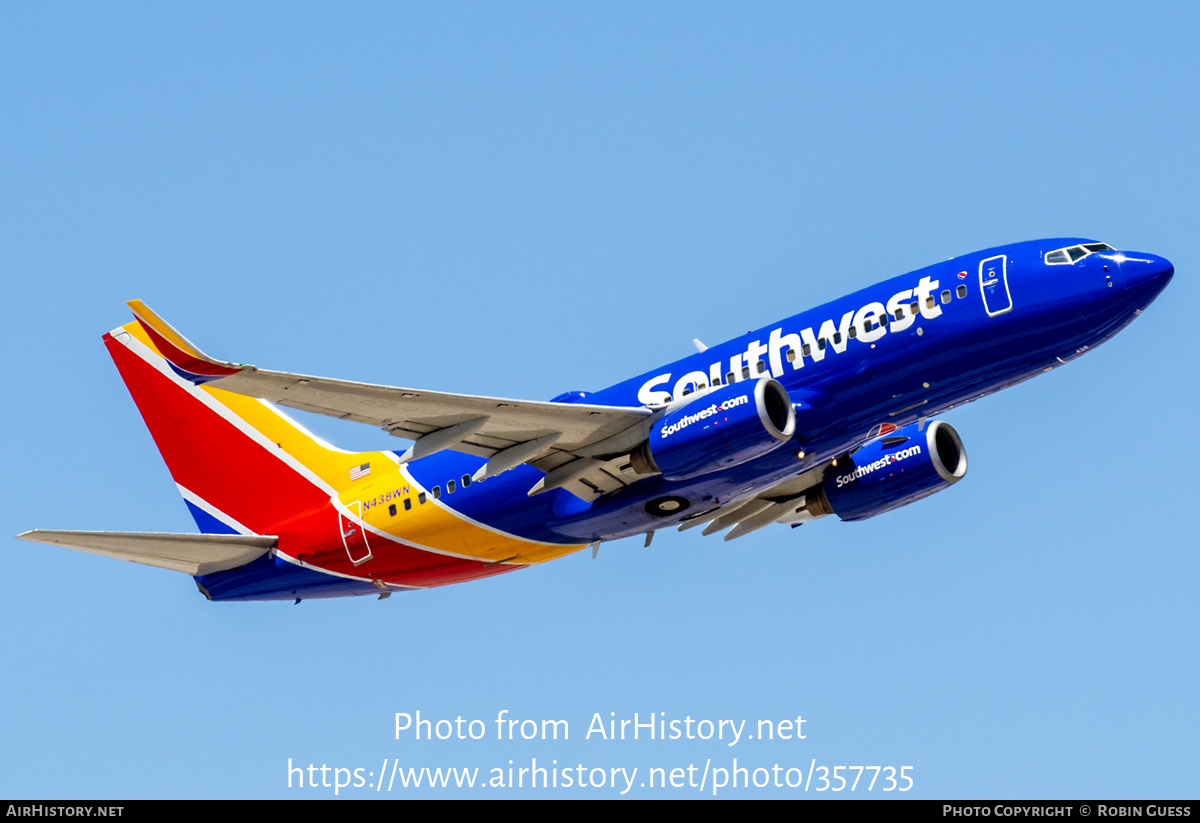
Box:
18;239;1173;602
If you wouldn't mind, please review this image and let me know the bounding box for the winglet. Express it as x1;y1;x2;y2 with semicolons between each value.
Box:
126;300;245;385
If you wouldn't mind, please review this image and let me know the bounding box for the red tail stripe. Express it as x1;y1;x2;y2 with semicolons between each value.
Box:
108;336;522;588
108;336;327;533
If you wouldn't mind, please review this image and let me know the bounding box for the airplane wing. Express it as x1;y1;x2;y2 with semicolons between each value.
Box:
675;460;832;541
16;530;276;575
126;302;655;497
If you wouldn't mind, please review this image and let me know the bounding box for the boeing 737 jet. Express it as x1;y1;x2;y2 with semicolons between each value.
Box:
19;239;1173;601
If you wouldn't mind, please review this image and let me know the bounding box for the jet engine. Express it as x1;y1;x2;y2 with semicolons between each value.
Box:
802;420;968;522
630;378;796;481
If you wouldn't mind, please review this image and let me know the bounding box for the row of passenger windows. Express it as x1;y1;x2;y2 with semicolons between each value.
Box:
383;474;474;516
392;284;977;477
1045;243;1114;265
676;284;969;396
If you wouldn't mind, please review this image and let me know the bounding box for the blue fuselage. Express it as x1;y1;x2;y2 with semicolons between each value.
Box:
403;238;1172;543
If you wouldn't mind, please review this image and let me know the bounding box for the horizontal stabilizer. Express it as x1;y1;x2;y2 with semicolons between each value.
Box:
16;530;276;576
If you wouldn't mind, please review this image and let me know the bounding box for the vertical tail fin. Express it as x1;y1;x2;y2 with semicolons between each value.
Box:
105;312;382;537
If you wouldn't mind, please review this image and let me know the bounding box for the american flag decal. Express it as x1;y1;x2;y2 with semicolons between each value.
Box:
349;463;371;481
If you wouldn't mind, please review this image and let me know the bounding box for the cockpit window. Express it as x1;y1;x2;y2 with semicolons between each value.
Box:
1045;242;1115;265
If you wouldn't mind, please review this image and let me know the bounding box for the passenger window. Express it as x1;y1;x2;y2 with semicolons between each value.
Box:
418;492;426;505
832;332;842;345
802;344;811;357
432;486;441;499
818;338;827;351
894;308;903;321
388;504;397;516
447;479;456;494
925;296;936;309
786;348;796;362
941;289;951;304
910;302;919;315
725;372;734;384
404;498;412;511
462;474;471;488
957;284;967;298
742;366;750;379
848;326;858;339
756;360;766;374
863;319;873;333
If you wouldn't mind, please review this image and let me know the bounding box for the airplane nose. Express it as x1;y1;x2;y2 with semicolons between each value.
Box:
1118;252;1174;294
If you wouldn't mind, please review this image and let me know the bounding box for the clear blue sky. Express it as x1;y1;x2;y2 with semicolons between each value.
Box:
3;2;1197;798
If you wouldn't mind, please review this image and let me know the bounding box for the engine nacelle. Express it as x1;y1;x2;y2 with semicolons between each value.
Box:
811;420;967;521
630;378;796;481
